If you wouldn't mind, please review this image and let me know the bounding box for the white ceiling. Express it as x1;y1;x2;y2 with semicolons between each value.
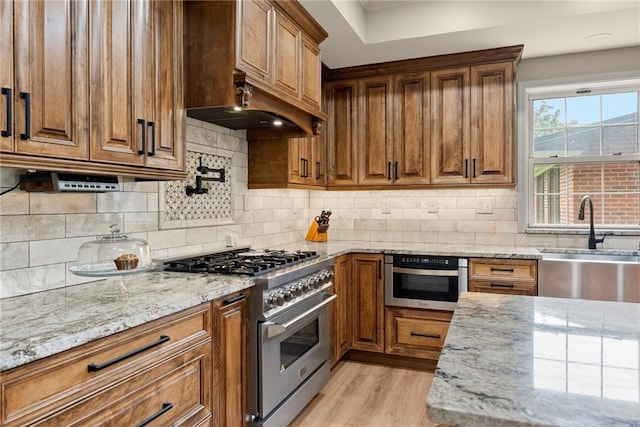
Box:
299;0;640;69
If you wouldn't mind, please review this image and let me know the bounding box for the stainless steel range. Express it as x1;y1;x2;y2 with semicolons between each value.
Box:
163;247;335;427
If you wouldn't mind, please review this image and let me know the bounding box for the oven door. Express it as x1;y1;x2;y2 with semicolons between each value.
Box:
258;292;335;418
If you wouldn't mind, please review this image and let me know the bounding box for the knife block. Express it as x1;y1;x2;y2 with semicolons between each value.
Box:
305;220;328;242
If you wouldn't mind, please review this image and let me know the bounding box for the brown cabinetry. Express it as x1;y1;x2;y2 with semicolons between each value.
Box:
431;62;514;185
326;80;359;186
468;258;538;296
213;292;248;427
330;254;350;366
385;307;452;360
0;304;212;427
0;0;185;179
350;254;385;353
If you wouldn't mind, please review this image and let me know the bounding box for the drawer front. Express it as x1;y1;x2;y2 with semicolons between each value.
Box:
44;344;212;427
385;308;452;360
469;258;537;281
2;304;211;427
469;279;537;296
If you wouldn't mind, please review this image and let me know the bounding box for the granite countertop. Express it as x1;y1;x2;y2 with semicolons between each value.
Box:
427;292;640;427
0;271;254;372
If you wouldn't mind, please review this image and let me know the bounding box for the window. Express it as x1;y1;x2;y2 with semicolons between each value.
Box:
523;79;640;230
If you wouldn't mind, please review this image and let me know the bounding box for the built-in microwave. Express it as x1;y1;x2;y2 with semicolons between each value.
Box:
384;254;468;311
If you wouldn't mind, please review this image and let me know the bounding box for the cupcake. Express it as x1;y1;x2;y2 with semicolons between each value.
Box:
114;253;139;270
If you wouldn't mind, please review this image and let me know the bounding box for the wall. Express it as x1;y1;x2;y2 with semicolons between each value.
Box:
0;119;310;299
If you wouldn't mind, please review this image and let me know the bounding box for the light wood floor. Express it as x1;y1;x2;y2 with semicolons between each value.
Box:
290;361;439;427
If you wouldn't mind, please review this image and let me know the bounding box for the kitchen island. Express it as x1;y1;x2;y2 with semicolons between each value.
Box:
427;292;640;426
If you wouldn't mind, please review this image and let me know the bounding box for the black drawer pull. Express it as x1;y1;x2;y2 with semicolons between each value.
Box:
1;87;11;137
19;92;30;140
147;121;156;156
411;332;441;339
316;161;320;180
490;267;514;273
135;402;173;427
87;334;170;372
490;282;515;288
223;293;246;305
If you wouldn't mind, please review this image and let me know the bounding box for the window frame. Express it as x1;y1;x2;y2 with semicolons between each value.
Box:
517;73;640;234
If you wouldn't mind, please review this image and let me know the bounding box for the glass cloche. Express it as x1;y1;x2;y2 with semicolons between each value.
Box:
70;225;154;276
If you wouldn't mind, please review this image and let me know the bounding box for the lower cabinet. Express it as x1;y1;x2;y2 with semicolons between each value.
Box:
385;307;452;360
0;304;213;427
330;254;350;366
350;253;385;353
212;291;248;427
468;258;538;296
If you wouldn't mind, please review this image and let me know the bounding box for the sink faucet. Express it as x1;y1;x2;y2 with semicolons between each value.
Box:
578;195;606;250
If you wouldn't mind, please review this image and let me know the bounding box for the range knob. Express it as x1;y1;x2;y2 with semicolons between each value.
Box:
276;293;284;306
294;285;303;297
284;290;293;302
301;282;310;292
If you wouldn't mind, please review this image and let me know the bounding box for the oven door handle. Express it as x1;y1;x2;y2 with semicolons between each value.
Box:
266;294;337;339
393;267;459;277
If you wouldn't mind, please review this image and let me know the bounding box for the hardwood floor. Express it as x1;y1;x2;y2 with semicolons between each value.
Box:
290;361;440;427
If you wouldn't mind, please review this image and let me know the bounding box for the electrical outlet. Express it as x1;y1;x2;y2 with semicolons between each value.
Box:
226;233;239;247
426;200;438;214
381;199;391;214
477;198;493;214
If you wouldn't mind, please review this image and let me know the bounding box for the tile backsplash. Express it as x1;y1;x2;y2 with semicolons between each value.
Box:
1;118;638;299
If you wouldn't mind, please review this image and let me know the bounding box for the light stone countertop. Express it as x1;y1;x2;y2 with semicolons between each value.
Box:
0;271;254;372
427;292;640;427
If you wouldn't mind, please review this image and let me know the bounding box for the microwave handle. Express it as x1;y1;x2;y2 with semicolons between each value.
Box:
266;294;337;339
392;267;458;277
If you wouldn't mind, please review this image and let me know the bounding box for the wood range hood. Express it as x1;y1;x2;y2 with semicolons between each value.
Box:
183;0;328;141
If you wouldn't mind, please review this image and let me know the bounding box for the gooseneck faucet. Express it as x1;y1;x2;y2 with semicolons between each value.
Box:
578;195;606;250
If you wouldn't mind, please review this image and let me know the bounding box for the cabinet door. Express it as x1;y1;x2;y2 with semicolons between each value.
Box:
213;293;248;427
274;9;300;98
0;0;12;152
350;254;384;353
310;135;326;185
470;62;514;184
13;0;88;159
326;81;358;186
431;67;470;185
144;0;184;171
301;33;321;110
358;77;393;185
288;137;306;184
89;0;145;166
393;72;431;185
237;0;273;83
331;255;350;366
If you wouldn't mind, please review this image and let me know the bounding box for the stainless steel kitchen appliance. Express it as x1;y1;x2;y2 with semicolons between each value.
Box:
162;248;335;427
385;254;467;311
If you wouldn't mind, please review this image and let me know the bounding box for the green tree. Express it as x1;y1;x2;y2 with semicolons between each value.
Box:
533;100;563;136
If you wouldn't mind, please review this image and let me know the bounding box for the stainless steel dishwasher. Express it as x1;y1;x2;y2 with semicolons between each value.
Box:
538;251;640;302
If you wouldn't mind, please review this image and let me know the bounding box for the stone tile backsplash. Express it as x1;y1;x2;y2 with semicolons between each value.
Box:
1;118;637;299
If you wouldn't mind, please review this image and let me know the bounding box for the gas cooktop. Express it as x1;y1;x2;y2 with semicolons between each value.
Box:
162;248;318;276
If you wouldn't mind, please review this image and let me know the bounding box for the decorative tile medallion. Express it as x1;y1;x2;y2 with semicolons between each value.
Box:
163;151;232;221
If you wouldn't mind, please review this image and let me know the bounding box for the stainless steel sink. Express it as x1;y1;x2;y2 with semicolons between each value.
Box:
539;249;640;302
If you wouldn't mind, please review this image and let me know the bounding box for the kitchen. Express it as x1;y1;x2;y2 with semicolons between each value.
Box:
1;0;639;426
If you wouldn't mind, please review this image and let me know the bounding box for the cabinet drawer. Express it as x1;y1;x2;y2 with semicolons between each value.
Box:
385;308;452;360
469;279;537;296
45;343;212;426
2;304;211;426
469;258;537;281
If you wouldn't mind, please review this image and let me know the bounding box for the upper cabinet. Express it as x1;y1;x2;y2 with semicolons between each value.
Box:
324;45;522;189
0;0;186;180
431;62;513;185
183;0;328;139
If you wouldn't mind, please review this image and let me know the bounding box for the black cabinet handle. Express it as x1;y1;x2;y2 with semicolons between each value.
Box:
490;267;514;273
87;335;170;372
316;161;320;180
387;162;391;180
394;161;398;180
411;332;441;339
378;259;382;279
472;158;477;178
135;402;173;427
137;118;146;155
19;92;30;140
147;121;156;156
223;293;246;305
490;282;515;288
1;87;11;137
304;159;308;177
464;159;469;178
